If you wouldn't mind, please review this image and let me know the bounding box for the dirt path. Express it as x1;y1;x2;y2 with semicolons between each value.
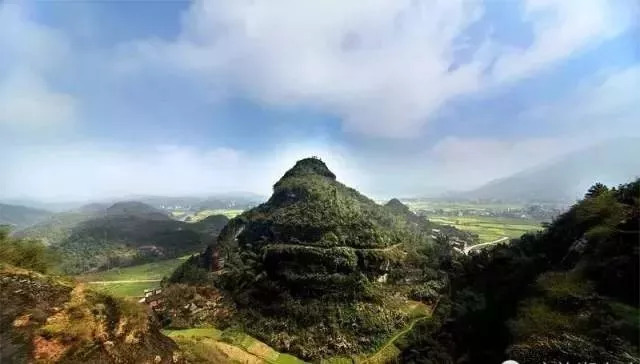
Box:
86;279;161;284
363;298;440;363
464;236;508;254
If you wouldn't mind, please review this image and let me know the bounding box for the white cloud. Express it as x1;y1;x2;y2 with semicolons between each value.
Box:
492;0;630;82
427;136;593;189
0;70;76;128
0;142;364;202
0;4;76;129
429;64;640;191
117;0;632;138
520;65;640;135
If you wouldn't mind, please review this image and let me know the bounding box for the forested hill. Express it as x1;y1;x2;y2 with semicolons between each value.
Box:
0;203;51;229
402;179;639;363
169;157;471;360
16;201;229;274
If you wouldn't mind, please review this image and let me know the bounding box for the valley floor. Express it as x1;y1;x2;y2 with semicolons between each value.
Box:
76;255;192;297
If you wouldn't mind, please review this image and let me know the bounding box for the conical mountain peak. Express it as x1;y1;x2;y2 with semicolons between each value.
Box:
279;157;336;181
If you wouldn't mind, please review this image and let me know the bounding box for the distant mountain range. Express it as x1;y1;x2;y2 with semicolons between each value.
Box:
0;203;52;229
2;193;264;214
14;201;230;274
454;138;640;202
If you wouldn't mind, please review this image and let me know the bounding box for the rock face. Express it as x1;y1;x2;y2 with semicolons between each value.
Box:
217;157;408;297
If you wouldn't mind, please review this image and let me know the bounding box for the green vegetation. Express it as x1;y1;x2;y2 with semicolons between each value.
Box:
89;281;160;297
171;158;451;360
80;255;190;282
0;226;57;273
400;179;640;363
404;200;525;212
428;215;542;243
190;209;244;221
0;266;178;363
0;203;51;229
17;201;229;274
166;326;307;364
77;255;192;297
164;327;223;339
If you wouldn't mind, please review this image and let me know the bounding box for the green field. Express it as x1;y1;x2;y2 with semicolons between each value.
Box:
403;200;525;212
89;281;160;297
165;327;307;364
170;208;245;222
79;255;192;297
429;215;542;243
192;209;244;220
164;327;223;340
79;255;191;282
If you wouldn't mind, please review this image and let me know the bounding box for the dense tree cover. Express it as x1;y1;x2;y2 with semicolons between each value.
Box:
170;158;459;359
401;179;640;363
0;226;57;273
16;202;229;274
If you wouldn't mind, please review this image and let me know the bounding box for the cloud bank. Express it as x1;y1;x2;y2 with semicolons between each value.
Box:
118;0;633;137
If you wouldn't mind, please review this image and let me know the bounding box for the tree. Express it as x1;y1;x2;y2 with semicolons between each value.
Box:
0;226;56;273
585;182;608;199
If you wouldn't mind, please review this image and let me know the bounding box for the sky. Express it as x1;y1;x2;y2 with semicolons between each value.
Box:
0;0;639;202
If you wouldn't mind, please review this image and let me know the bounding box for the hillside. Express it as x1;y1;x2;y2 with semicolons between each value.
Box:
0;228;183;363
17;202;229;274
401;179;640;363
457;138;640;202
0;203;51;230
170;158;456;359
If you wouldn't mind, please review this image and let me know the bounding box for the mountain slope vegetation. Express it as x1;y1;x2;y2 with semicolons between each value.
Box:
401;179;640;363
0;203;52;230
17;202;230;274
0;229;182;363
170;158;465;360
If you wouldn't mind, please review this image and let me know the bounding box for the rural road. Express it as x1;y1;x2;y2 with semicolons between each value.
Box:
464;237;509;254
87;279;161;284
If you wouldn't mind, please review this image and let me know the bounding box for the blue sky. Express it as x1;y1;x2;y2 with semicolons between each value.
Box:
0;0;638;201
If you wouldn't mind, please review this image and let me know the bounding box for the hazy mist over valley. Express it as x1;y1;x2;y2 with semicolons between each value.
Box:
1;1;638;364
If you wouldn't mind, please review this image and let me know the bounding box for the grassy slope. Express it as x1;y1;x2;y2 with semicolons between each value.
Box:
164;327;306;364
77;255;192;297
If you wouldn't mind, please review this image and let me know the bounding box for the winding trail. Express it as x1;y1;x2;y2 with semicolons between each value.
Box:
363;297;441;364
464;236;509;254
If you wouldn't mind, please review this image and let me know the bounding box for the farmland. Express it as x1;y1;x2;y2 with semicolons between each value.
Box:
402;200;546;243
78;255;192;297
170;208;245;222
428;215;542;243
